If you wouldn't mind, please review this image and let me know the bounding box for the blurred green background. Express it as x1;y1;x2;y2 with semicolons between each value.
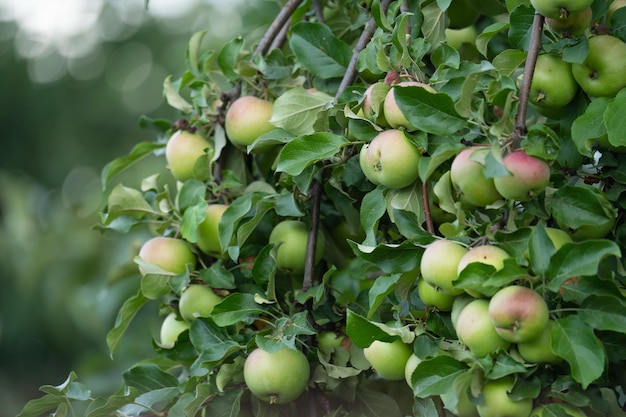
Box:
0;1;277;415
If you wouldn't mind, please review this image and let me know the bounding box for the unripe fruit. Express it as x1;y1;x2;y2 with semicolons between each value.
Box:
476;376;533;417
178;284;223;322
450;147;502;207
159;313;190;348
529;54;578;110
545;7;592;36
165;130;213;182
420;239;468;296
455;299;510;357
572;35;626;98
225;96;275;147
457;244;510;297
138;237;196;275
517;321;562;364
243;347;310;404
530;0;593;20
404;354;422;388
363;338;413;381
417;278;457;311
493;151;550;202
269;220;325;274
383;81;436;130
197;204;228;256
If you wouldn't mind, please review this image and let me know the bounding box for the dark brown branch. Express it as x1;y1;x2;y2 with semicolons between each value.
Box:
303;181;322;292
269;20;291;52
422;181;434;234
252;0;305;60
334;0;393;101
511;13;544;150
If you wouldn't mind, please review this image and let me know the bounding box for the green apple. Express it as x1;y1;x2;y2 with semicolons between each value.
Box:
530;0;593;19
178;284;223;322
361;82;391;126
529;54;578;110
447;0;479;29
138;236;196;275
607;0;626;25
572;35;626;98
330;220;365;256
451;293;475;328
545;7;592;36
455;299;510;357
530;403;587;417
159;313;190;348
517;320;562;364
243;347;310;404
197;204;228;256
493;151;550;202
457;244;510;297
417;278;457;311
404;354;422;388
225;96;275;147
476;376;534;417
445;25;479;60
488;285;549;343
359;129;422;189
269;220;325;274
420;239;468;296
165;130;213;182
317;330;347;352
383;81;437;130
363;338;413;381
450;147;502;207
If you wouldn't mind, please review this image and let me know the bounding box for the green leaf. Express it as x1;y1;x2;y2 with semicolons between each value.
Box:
123;363;180;393
355;240;425;274
394;86;467;135
119;388;180;416
551;185;617;229
528;223;555;276
85;387;140;417
17;394;67;417
106;291;148;357
217;36;244;81
289;22;352;79
571;97;610;156
545;240;620;292
418;141;465;181
354;387;403;417
186;30;209;79
412;356;468;398
140;273;172;300
508;5;536;51
492;48;526;76
170;384;214;417
269;87;334;136
360;186;387;246
180;201;208;243
203;389;244;417
371;0;393;32
579;295;626;334
368;274;400;319
605;89;626;148
163;75;193;113
276;132;348;176
199;263;236;290
476;22;510;57
189;319;242;364
101;141;164;189
210;292;266;327
103;183;157;224
346;310;414;348
551;315;605;389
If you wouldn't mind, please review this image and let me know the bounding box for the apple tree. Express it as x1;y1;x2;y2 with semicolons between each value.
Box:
18;0;626;416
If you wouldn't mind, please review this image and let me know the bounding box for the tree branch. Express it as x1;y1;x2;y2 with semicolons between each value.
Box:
422;181;434;234
511;12;544;150
303;180;322;292
252;0;305;60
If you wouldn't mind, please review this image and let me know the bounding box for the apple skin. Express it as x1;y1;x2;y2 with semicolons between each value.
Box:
530;0;593;19
363;338;413;381
517;320;562;364
359;129;422;189
493;151;550;202
457;244;510;297
476;376;534;417
225;96;275;147
451;293;475;328
607;0;626;25
420;239;468;296
545;7;592;36
159;313;190;348
269;220;325;274
572;35;626;98
455;299;510;357
529;54;578;110
165;130;213;182
404;354;422;388
317;330;347;352
197;204;229;256
362;82;391;126
417;278;457;311
530;403;587;417
488;285;550;343
138;236;196;275
524;226;572;259
383;81;437;130
243;347;310;404
450;147;502;207
178;284;223;322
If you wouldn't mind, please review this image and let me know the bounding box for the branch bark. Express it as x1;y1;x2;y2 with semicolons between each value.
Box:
252;0;305;60
302;181;322;292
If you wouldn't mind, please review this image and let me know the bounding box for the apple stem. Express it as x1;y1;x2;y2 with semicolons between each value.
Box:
511;12;544;150
422;181;435;234
303;180;323;292
335;0;393;101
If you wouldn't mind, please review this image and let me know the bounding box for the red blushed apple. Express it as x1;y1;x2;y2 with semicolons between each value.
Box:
450;147;502;207
488;285;550;343
225;96;275;147
138;236;196;275
493;151;550;202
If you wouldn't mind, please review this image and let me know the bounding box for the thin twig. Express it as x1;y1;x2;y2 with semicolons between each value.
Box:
313;0;325;23
269;20;291;51
303;181;322;292
334;0;393;101
252;0;305;60
511;12;544;150
422;181;434;234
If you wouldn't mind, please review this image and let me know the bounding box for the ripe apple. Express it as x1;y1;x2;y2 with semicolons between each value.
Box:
530;0;593;19
359;129;422;189
138;236;196;275
517;320;562;364
457;244;510;297
269;220;325;274
383;81;437;130
476;376;534;417
243;347;310;404
404;354;422;388
363;338;413;381
225;96;275;147
529;54;578;110
530;403;588;417
572;35;626;98
159;313;190;348
178;284;223;322
488;285;549;343
196;204;228;256
450;147;502;207
417;278;457;311
493;151;550;202
165;130;213;182
420;239;468;296
545;7;592;36
455;299;510;357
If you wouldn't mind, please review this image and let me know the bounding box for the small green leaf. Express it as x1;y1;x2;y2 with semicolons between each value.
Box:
106;291;148;357
104;183;156;224
395;87;467;135
605;89;626;148
346;310;413;348
123;363;180;393
140;273;171;300
189;319;242;364
276;132;349;176
269;87;333;136
412;356;468;398
368;274;400;319
199;263;236;290
360;186;386;246
571;97;610;156
355;240;425;274
16;394;66;417
579;295;626;334
217;36;244;81
528;223;555;276
186;30;209;79
180;201;208;243
101;141;164;189
476;22;510;57
289;22;352;79
210;292;266;327
163;75;193;113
